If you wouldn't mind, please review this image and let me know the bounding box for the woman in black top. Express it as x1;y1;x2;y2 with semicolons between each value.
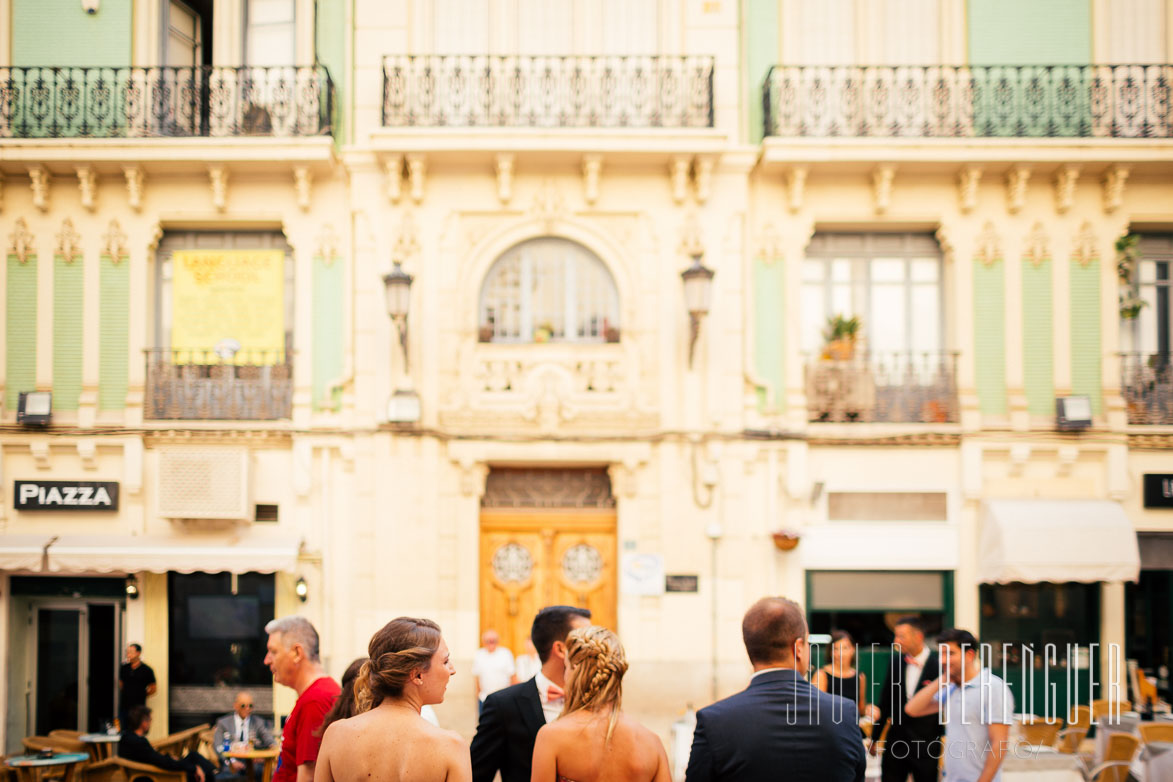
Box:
814;630;879;721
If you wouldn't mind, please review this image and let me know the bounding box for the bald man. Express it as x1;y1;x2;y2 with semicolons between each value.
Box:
213;692;274;778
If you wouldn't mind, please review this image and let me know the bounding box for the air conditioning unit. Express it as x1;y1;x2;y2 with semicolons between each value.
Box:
157;448;250;520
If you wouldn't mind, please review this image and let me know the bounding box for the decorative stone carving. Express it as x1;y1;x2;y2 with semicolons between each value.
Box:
103;219;128;261
384;154;403;203
482;467;615;508
208;165;228;211
30;441;51;470
1005;165;1030;214
786;166;808;213
123;165;144;212
28;165;49;212
407;154;426;204
316;223;340;263
393;210;420;262
531;180;566;228
491;543;534;583
56;218;82;263
694;156;714;204
76;165;97;212
495;153;514;205
77;440;98;470
1054;164;1080;214
9;217;34;264
562;544;603;583
975;221;1001;267
1023;222;1049;266
293;166;312;212
1073;221;1099;267
1103;164;1129;214
582;154;602;206
670;156;691;204
758;221;784;262
872;164;895;215
678;212;704;258
958;165;981;214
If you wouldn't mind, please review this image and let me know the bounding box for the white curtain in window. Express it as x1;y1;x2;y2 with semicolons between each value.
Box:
246;0;295;66
877;0;941;64
1103;0;1166;63
432;0;490;53
517;0;575;54
784;0;855;65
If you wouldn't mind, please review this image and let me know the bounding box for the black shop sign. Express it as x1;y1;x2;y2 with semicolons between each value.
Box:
15;481;119;511
1144;474;1173;509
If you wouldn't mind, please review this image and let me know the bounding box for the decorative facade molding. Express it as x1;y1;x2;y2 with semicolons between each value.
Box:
1073;221;1099;267
758;221;784;262
76;165;97;212
103;219;128;261
407;154;426;204
293;166;312;212
384;154;403;203
208;164;228;211
678;211;704;258
1023;221;1049;266
694;156;714;204
958;165;981;214
670;156;691;204
872;164;895;215
581;154;602;206
1005;164;1030;214
393;210;420;262
9;217;34;264
786;166;807;213
482;467;615;509
975;221;1001;266
495;153;514;205
1054;164;1080;214
530;180;566;227
56;217;82;263
123;165;144;211
1103;164;1129;213
316;223;341;263
28;165;49;212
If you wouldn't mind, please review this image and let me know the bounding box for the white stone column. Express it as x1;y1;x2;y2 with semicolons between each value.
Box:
1100;581;1127;705
286;219;315;427
1052;219;1073;397
939;217;980;430
782;217;814;432
78;221;102;428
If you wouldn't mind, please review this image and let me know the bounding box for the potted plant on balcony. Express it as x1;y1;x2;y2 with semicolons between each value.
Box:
534;321;554;343
821;314;860;360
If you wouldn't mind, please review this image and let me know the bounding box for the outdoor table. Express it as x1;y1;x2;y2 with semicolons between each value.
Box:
1133;740;1173;781
77;734;120;763
225;747;279;782
1001;746;1083;782
1095;712;1141;763
5;752;90;782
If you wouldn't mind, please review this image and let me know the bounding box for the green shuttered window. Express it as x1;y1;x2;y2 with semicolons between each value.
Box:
53;255;84;410
100;254;130;409
6;255;37;410
312;255;345;411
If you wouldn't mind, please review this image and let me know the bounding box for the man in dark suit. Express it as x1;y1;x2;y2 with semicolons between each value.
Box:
685;597;866;782
212;692;275;779
868;616;943;782
469;605;591;782
120;705;217;782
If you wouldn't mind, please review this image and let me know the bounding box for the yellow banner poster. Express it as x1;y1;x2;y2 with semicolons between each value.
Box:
171;249;286;364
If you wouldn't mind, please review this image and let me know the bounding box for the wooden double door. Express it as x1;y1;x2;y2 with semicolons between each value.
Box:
480;509;617;657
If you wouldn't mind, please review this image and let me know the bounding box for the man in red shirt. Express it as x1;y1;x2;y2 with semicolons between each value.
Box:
264;617;341;782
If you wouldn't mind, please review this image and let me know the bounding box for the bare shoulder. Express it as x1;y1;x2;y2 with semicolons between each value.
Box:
619;714;663;746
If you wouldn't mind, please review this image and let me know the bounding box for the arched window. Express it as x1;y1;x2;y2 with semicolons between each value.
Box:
479;238;620;343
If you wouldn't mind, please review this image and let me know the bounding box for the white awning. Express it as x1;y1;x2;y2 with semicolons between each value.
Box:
0;535;54;571
47;533;301;574
979;500;1140;584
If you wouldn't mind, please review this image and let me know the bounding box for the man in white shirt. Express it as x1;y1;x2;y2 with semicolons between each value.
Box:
906;628;1014;782
212;692;274;779
472;629;516;711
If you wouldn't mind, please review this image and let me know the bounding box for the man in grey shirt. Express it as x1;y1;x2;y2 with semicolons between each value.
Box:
906;628;1014;782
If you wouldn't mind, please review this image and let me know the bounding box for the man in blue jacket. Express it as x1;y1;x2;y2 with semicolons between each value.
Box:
685;596;867;782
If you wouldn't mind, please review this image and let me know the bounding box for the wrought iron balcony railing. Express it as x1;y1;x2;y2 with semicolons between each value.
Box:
0;65;333;138
1122;352;1173;425
383;54;714;128
805;351;960;423
145;348;292;420
764;64;1172;138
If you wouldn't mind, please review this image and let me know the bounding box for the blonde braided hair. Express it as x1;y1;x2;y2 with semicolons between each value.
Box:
561;625;628;742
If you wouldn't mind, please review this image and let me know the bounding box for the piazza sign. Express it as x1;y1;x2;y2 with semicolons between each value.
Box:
14;481;119;511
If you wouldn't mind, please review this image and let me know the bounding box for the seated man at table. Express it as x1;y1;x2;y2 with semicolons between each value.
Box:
213;692;274;779
121;705;218;782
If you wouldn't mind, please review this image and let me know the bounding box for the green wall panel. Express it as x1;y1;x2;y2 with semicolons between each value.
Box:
315;0;347;145
12;0;132;67
1070;259;1102;415
744;0;779;144
752;258;786;413
52;255;84;411
99;254;129;410
6;255;37;410
312;256;345;411
967;0;1091;66
974;260;1008;416
1022;259;1054;417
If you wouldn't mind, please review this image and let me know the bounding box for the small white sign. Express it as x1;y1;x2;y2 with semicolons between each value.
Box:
621;552;665;596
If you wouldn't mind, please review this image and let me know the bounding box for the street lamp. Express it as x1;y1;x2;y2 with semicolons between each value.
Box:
681;252;715;368
382;262;420;423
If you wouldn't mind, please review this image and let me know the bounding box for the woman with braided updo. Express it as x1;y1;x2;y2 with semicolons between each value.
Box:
315;617;470;782
530;626;669;782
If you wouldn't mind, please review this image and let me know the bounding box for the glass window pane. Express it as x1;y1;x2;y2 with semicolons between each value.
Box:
249;0;294;24
830;258;852;282
871;258;905;282
801;283;826;354
911;285;941;353
911;258;939;282
810;571;944;611
802;259;826;283
869;284;906;353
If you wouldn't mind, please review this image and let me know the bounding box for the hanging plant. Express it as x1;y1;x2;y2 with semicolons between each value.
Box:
1117;233;1147;320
